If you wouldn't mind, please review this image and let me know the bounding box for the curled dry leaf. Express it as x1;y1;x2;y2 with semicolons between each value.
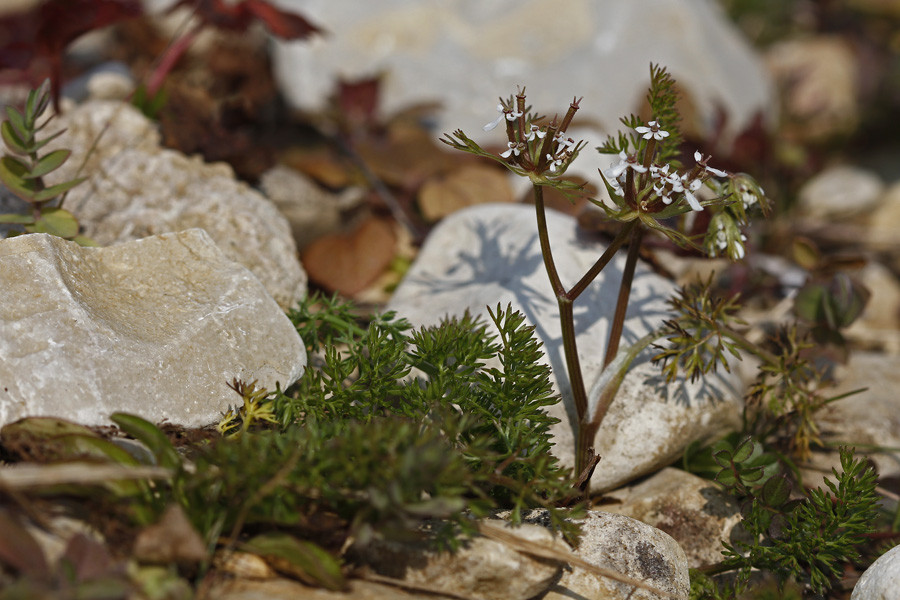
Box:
133;504;208;566
418;164;515;222
301;216;397;296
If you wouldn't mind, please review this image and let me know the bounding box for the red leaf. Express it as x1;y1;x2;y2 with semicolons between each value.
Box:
337;77;381;130
175;0;323;39
243;0;323;39
0;508;49;577
0;0;143;107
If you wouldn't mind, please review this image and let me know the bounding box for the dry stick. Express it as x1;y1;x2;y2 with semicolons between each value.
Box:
362;572;482;600
338;137;421;241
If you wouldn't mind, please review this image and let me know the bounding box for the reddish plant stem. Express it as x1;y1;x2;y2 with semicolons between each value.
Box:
533;184;587;424
603;226;644;368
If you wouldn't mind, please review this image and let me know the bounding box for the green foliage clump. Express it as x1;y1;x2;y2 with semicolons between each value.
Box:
0;80;89;243
690;438;879;598
653;276;746;383
277;294;579;539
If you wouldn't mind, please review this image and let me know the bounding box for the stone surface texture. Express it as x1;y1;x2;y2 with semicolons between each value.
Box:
868;181;900;252
764;36;860;142
845;262;900;354
357;522;564;600
0;230;306;428
387;203;744;492
545;511;690;600
206;578;451;600
801;352;900;490
851;542;900;600
267;0;772;188
602;467;749;568
43;100;306;311
259;164;358;251
797;165;885;220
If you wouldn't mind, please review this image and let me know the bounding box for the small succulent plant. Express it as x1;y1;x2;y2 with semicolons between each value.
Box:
0;80;90;244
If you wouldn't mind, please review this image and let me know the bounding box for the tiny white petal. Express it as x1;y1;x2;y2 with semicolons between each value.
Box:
684;189;703;211
483;116;503;131
694;151;702;161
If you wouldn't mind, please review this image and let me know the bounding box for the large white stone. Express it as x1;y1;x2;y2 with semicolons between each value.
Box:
269;0;772;187
0;230;306;428
545;511;690;600
852;543;900;600
44;100;307;312
358;522;565;600
797;165;885;220
602;467;749;568
387;204;744;492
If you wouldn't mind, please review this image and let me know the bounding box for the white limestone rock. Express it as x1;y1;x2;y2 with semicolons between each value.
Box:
852;543;900;600
269;0;772;186
259;165;356;252
802;352;900;491
797;165;885;221
357;522;565;600
545;511;690;600
602;467;750;568
44;100;306;311
0;230;306;428
387;203;744;493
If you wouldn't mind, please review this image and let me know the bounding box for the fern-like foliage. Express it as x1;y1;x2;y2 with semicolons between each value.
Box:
276;294;582;544
704;440;879;596
652;276;745;383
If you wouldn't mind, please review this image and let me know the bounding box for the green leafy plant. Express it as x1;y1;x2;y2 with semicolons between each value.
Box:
277;295;581;540
692;441;878;597
0;80;90;243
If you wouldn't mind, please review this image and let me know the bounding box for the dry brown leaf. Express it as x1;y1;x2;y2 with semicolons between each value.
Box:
418;165;515;222
301;217;397;296
133;504;208;566
0;508;49;577
0;463;169;489
356;123;454;190
280;147;358;189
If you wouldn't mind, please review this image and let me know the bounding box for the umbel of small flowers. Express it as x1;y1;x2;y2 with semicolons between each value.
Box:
442;66;767;487
441;87;588;196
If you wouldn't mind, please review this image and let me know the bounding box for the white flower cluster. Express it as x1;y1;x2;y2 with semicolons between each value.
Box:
603;120;727;213
546;132;577;173
484;100;581;175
